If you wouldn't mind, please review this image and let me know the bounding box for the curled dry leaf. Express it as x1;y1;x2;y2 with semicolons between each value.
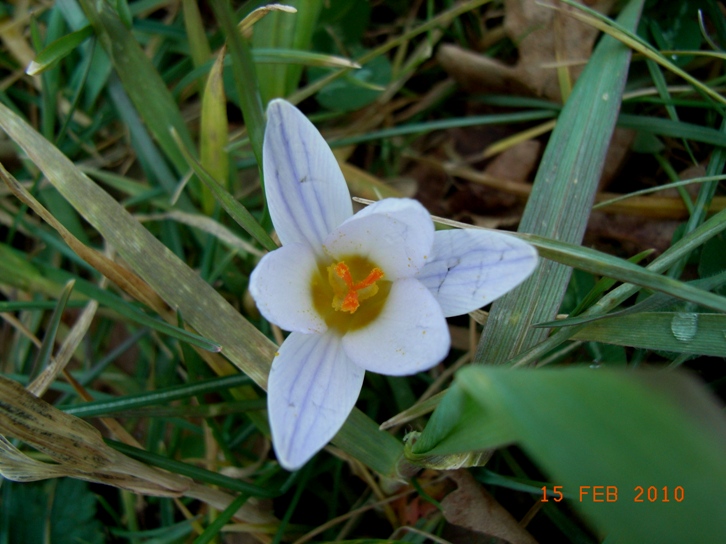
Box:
441;470;538;544
238;3;297;38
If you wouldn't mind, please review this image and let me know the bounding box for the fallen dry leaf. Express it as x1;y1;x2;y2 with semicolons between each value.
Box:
484;139;542;181
441;470;538;544
439;0;616;101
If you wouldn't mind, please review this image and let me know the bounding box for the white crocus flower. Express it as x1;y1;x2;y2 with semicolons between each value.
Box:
250;99;538;470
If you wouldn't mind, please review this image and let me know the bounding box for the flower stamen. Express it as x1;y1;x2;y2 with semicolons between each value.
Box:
328;261;384;313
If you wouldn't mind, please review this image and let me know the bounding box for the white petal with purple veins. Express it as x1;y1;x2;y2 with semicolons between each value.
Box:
323;198;434;279
342;278;449;375
268;331;365;470
249;243;326;334
264;100;353;253
416;229;538;317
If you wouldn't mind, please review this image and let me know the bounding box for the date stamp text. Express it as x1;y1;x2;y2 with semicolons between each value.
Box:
541;486;684;503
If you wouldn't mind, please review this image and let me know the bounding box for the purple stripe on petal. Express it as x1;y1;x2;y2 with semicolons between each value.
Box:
264;100;353;251
268;332;364;470
416;229;538;317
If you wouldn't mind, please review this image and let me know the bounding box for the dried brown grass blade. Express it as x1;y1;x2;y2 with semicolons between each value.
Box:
0;375;273;523
0;164;167;314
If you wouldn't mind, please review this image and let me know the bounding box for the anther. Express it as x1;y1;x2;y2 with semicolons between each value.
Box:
328;261;384;313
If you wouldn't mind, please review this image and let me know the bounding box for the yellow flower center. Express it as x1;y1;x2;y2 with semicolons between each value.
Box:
311;255;390;333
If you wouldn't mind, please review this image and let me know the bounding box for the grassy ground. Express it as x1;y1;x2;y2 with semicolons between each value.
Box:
1;0;725;542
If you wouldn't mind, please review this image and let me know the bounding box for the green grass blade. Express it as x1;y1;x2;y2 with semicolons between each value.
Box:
329;110;556;147
30;280;75;379
474;0;645;365
617;113;726;147
38;265;221;352
253;48;360;69
288;0;494;104
26;25;93;76
194;492;251;544
567;249;653;316
211;0;265;166
570;312;726;356
560;0;726;108
76;0;194;174
666;119;726;278
0;301;88;311
0;243;71;301
520;233;726;314
252;0;323;102
508;206;726;368
171;130;277;252
181;0;211;69
108;440;281;498
62;374;252;418
199;49;230;215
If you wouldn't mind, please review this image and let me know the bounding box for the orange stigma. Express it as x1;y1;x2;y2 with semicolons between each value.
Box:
328;261;384;313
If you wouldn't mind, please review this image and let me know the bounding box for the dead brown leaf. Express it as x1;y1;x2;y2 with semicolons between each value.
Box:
586;213;681;256
438;0;616;101
441;470;538;544
484;140;542;182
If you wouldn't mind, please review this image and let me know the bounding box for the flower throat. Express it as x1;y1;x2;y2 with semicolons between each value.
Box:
311;255;390;333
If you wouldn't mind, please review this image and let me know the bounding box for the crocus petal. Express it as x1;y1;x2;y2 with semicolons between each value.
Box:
249;243;326;333
323;198;434;278
268;332;364;470
264;99;353;252
416;229;538;317
342;278;449;376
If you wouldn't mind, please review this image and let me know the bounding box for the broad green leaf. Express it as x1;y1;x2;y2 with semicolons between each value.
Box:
411;366;726;542
475;0;646;365
1;479;104;544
